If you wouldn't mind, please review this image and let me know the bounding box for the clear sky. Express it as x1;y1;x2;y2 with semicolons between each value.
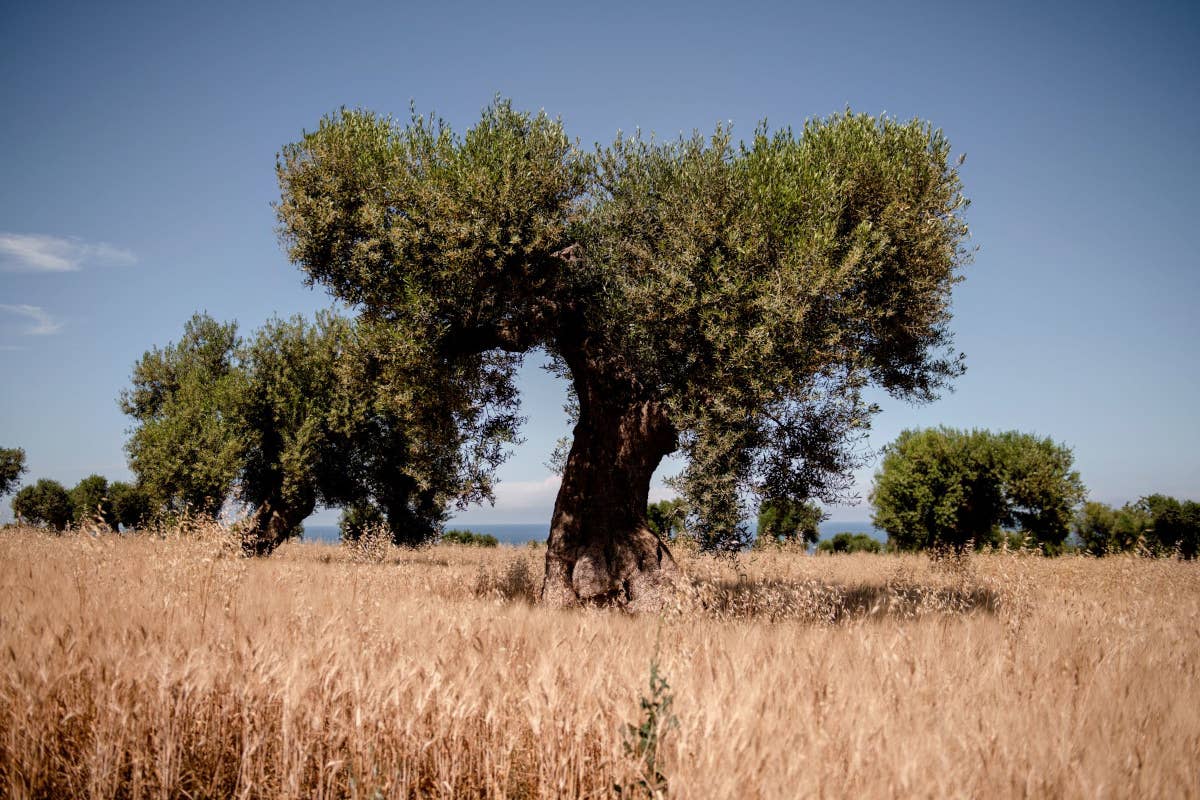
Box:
2;0;1197;526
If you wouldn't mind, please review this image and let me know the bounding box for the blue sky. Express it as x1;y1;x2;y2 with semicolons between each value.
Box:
1;0;1197;525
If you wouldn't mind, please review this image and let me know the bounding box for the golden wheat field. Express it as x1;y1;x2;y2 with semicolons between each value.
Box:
0;525;1197;799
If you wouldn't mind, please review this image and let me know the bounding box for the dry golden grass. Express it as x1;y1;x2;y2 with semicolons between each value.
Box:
1;525;1197;799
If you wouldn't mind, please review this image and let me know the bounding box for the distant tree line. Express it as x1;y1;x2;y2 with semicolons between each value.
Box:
1075;496;1198;558
440;529;500;547
642;426;1196;559
869;427;1197;558
6;469;153;533
3;308;519;555
11;407;1196;562
4;446;154;531
817;532;881;554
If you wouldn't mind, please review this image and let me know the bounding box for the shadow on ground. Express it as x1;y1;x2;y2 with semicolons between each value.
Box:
690;575;1003;623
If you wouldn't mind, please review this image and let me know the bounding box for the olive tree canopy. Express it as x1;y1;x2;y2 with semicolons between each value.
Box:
0;447;26;499
277;100;971;608
69;474;117;531
121;314;244;519
12;478;72;531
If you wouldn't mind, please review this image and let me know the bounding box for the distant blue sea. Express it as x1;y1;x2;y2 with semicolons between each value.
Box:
301;521;882;546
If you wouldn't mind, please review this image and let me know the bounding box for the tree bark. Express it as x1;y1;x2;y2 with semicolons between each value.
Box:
542;389;679;611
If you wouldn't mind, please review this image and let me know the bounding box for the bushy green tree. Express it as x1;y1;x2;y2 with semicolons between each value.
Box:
440;529;499;547
992;430;1085;552
277;100;971;607
231;313;351;553
1074;496;1199;558
0;447;26;498
125;312;517;555
870;428;1002;551
754;498;824;548
1074;501;1148;555
11;478;72;530
315;319;521;548
69;474;117;530
870;428;1085;553
338;502;386;543
122;314;245;518
817;532;881;554
1138;494;1200;558
646;498;688;541
108;481;154;531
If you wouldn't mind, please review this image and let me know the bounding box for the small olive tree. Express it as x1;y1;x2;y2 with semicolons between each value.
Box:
871;428;1086;553
754;498;824;548
12;478;72;531
108;481;154;531
69;474;117;530
122;314;245;519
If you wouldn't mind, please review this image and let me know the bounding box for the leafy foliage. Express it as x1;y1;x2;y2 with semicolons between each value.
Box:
0;447;26;498
1074;501;1145;556
754;498;824;548
108;481;154;531
319;319;522;546
11;478;72;530
1073;496;1199;558
870;428;1086;553
232;312;352;545
1137;494;1200;559
337;502;386;543
123;311;517;552
440;529;499;547
617;652;677;798
646;498;688;541
817;532;882;554
121;314;245;518
276;100;972;553
69;474;116;530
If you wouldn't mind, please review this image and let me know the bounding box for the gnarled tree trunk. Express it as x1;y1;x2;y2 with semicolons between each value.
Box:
542;390;679;611
242;496;314;557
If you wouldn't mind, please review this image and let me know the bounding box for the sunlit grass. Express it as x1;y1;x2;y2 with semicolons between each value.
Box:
1;525;1197;798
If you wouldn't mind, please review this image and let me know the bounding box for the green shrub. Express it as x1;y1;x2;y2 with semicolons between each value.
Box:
817;532;882;554
108;482;154;530
1073;496;1200;558
871;427;1085;553
441;529;499;547
339;502;387;543
755;498;824;548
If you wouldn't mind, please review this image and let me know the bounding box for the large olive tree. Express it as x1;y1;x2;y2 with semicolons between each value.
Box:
276;101;971;608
